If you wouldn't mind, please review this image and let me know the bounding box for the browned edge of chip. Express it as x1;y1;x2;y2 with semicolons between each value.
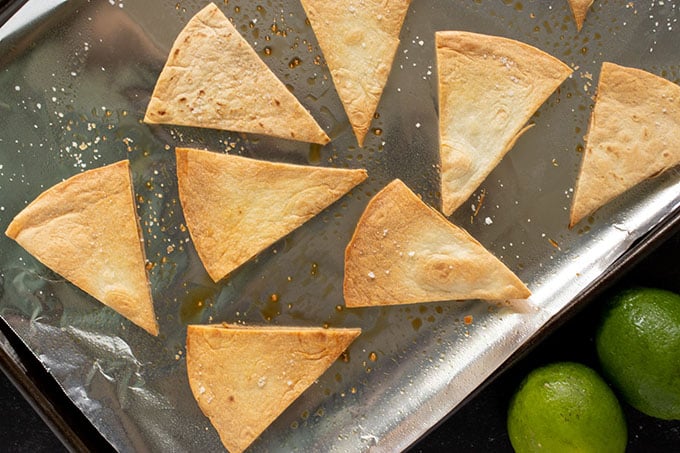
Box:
569;62;680;228
344;179;531;307
299;0;412;147
176;147;368;283
568;0;594;32
186;323;361;452
5;161;158;336
144;3;330;145
436;31;573;216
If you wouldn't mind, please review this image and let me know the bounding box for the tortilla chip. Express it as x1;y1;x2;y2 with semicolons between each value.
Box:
436;31;572;216
570;62;680;227
568;0;594;31
5;161;158;336
144;3;329;145
344;179;530;307
299;0;411;146
186;324;361;453
176;147;367;282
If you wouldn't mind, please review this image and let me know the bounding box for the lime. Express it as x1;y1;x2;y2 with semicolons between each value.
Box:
596;287;680;420
507;362;627;453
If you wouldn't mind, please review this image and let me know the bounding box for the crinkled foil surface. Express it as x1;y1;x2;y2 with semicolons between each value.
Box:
0;0;679;451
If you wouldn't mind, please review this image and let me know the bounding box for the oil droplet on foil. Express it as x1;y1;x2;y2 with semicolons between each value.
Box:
180;288;212;323
261;295;281;322
288;57;302;69
309;143;322;163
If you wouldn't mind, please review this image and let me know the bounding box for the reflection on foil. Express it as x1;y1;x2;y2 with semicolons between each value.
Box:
67;326;143;409
2;267;60;328
0;0;67;44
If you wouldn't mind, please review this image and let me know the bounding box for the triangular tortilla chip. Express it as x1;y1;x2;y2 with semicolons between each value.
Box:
568;0;594;31
436;31;572;216
299;0;411;146
5;161;158;336
176;147;367;282
186;324;361;453
144;3;329;145
344;179;530;307
570;62;680;227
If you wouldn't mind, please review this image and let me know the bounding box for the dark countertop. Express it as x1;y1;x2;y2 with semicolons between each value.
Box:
1;230;678;452
0;372;67;453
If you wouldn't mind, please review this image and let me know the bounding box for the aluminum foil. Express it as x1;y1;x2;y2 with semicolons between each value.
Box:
1;0;679;451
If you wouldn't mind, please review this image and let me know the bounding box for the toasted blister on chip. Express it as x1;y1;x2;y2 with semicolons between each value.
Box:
144;3;329;144
570;62;680;227
436;31;572;216
343;179;531;308
568;0;594;31
186;324;361;453
176;147;367;282
5;161;158;336
299;0;411;146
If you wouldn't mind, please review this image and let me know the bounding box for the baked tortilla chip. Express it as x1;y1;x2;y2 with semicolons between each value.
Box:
5;161;158;336
176;147;367;282
299;0;411;146
436;31;572;216
144;3;329;145
344;179;530;307
186;324;361;453
570;62;680;227
568;0;594;31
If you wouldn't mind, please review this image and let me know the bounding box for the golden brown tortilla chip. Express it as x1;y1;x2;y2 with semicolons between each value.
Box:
570;62;680;227
344;179;530;307
568;0;594;31
176;147;367;282
436;31;572;216
186;324;361;453
144;3;329;145
5;161;158;336
299;0;411;146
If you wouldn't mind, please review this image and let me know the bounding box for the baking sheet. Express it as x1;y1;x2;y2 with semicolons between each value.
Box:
0;0;679;451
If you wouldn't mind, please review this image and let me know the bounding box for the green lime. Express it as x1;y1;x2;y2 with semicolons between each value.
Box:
596;287;680;420
507;362;627;453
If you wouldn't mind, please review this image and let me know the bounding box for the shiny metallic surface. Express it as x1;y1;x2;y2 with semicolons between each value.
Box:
0;0;678;451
